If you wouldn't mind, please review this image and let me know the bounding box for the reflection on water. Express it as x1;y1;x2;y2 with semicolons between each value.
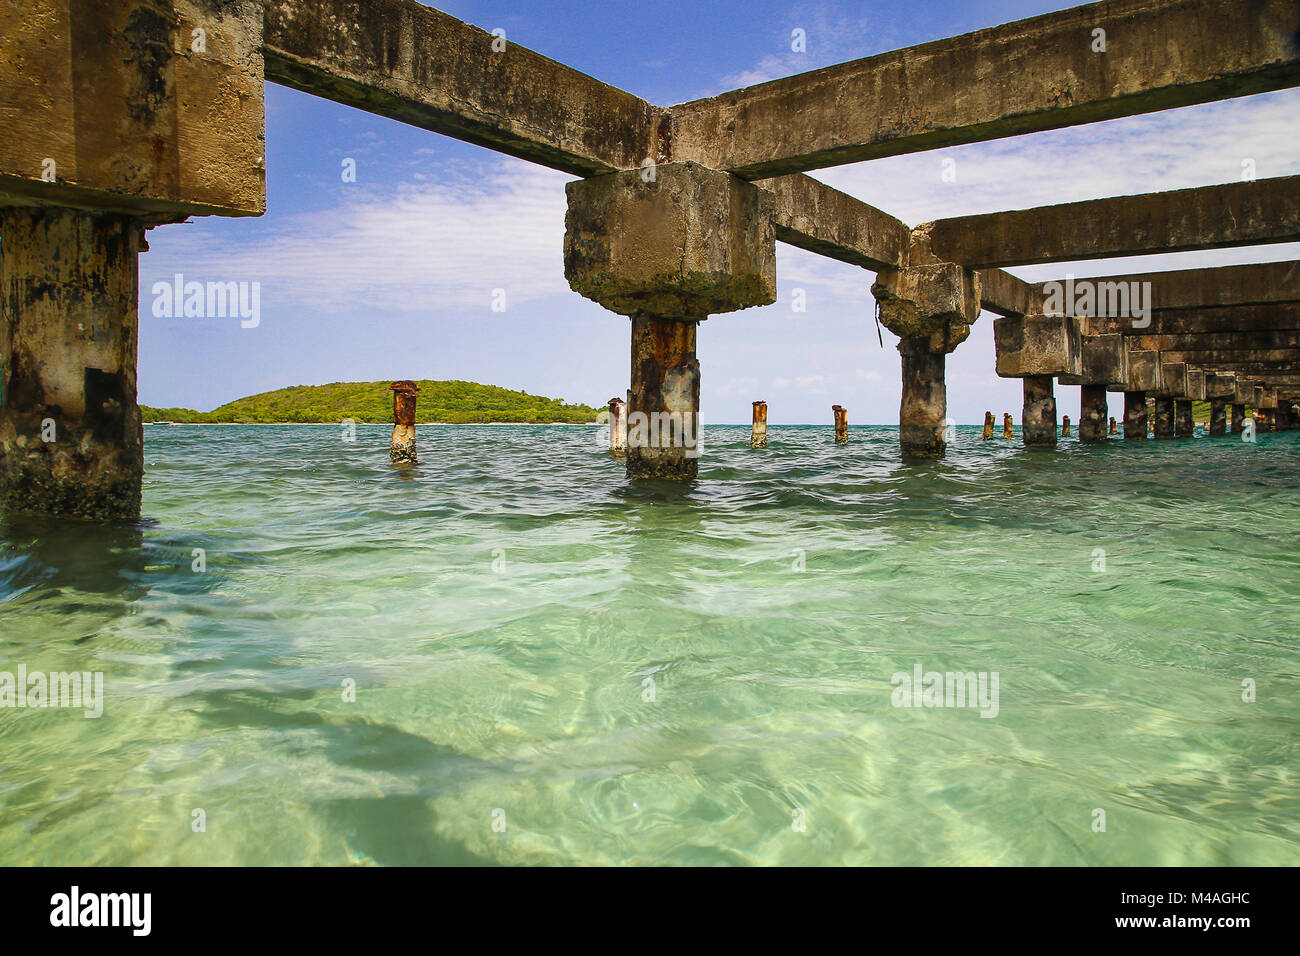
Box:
0;424;1296;865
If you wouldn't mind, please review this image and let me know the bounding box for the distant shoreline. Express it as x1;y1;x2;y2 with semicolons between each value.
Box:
144;421;600;427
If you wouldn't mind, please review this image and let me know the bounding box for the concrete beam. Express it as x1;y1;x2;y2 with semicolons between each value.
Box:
759;175;908;272
667;0;1300;179
923;176;1300;268
263;0;661;176
1037;260;1300;312
1086;303;1300;336
0;0;265;221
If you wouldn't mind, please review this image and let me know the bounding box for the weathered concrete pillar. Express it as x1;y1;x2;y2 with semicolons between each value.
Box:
896;338;944;456
1079;385;1108;443
1154;397;1175;438
1021;375;1058;447
871;263;980;460
389;380;418;465
564;162;776;480
1061;415;1071;437
0;207;144;520
1174;399;1194;437
1124;392;1148;440
1109;417;1117;435
750;400;768;449
1210;400;1227;436
981;411;994;440
1003;414;1013;439
608;397;627;458
832;404;849;444
1231;403;1246;434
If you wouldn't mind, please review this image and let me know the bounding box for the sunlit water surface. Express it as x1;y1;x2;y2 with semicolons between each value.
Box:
0;424;1297;865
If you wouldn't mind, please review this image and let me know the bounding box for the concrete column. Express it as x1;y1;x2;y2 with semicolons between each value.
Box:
1123;392;1147;440
1109;417;1117;435
897;336;945;458
1231;404;1246;434
832;404;849;444
1079;385;1108;443
608;397;627;458
751;400;768;448
1021;375;1057;447
1061;415;1071;437
627;314;700;479
1174;399;1194;437
1209;399;1227;436
0;207;144;520
981;411;994;440
389;381;418;465
1154;396;1175;438
1003;414;1013;439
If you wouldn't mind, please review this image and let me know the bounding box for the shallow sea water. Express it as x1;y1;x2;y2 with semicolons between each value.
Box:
0;423;1296;865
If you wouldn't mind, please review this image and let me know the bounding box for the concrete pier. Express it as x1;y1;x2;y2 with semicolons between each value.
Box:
1003;414;1013;439
389;380;418;465
1079;386;1108;443
1109;417;1117;435
608;397;627;458
1022;375;1058;447
751;401;768;449
1174;399;1194;437
1210;400;1228;436
1124;392;1148;440
563;163;776;480
1154;397;1176;439
1231;403;1246;435
832;405;849;444
872;263;980;460
1061;415;1071;438
981;411;994;440
0;208;144;520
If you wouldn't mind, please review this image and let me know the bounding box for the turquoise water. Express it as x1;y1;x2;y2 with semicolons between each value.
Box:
0;423;1296;865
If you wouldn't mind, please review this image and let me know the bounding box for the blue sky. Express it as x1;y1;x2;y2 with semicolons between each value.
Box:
139;0;1300;423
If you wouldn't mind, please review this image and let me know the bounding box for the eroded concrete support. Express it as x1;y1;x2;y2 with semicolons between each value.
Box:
389;380;418;465
897;338;944;457
1154;397;1175;438
1079;385;1108;443
627;314;700;479
1061;415;1071;437
608;397;627;458
872;263;980;461
1021;375;1057;447
1124;392;1148;440
1231;403;1246;434
1210;399;1227;436
981;411;994;440
1003;414;1013;439
564;162;775;481
832;404;849;444
0;207;144;520
751;400;768;449
1174;399;1194;437
1109;417;1117;435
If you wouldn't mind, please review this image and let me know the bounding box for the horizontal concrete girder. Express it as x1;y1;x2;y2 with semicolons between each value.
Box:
994;314;1082;378
758;175;909;272
263;0;662;176
666;0;1300;179
1086;303;1300;335
1037;260;1300;312
923;176;1300;269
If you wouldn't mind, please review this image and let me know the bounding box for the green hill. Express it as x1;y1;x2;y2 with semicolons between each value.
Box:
141;380;601;424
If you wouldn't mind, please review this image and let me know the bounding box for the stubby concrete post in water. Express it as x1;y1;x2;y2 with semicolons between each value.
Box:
1231;404;1246;434
389;381;418;465
1003;414;1014;439
1154;361;1186;439
1206;373;1234;437
1174;400;1194;437
751;401;768;449
832;405;849;444
871;263;980;460
564;163;776;480
1210;401;1228;436
1061;415;1071;438
994;315;1081;449
608;397;627;459
1108;417;1118;435
1124;392;1148;440
981;411;994;440
1080;387;1109;443
0;208;145;520
1154;397;1175;438
1022;376;1058;447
